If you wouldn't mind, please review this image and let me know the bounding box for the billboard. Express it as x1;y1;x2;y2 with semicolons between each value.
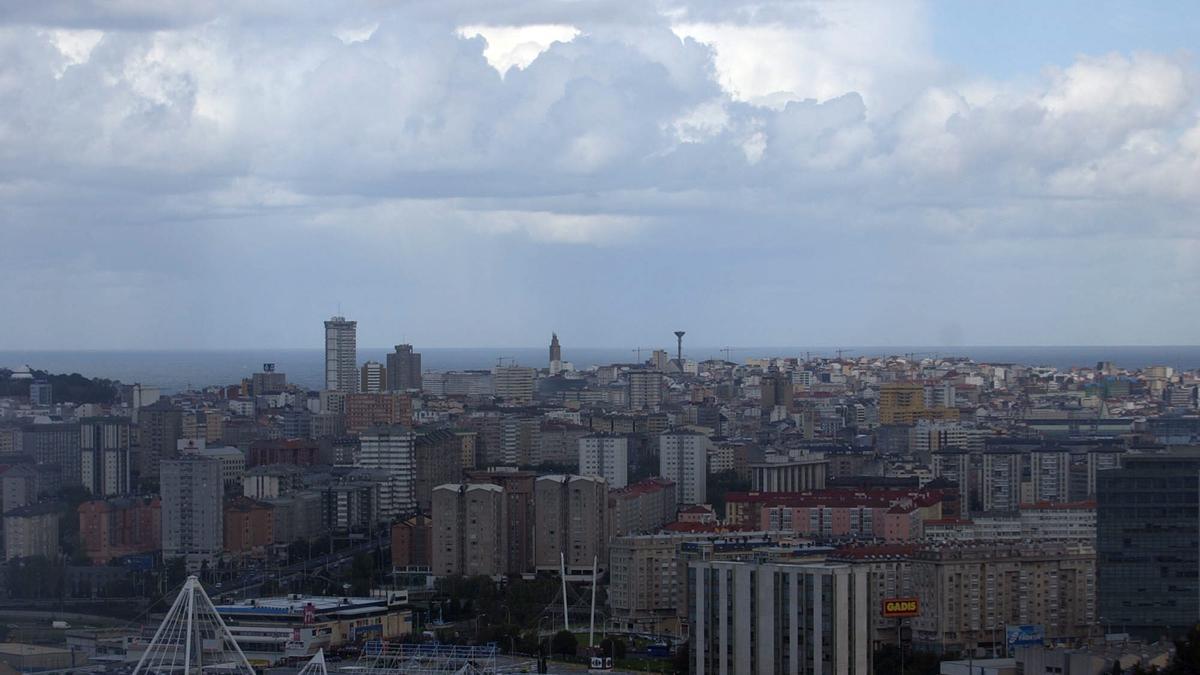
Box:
1006;624;1045;653
881;597;920;618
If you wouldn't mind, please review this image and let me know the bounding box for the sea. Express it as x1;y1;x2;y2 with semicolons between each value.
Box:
2;346;1200;394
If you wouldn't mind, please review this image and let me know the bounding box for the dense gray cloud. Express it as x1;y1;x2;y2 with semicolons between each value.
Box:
0;1;1197;349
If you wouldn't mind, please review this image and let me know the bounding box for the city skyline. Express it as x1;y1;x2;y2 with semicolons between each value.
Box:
2;1;1198;349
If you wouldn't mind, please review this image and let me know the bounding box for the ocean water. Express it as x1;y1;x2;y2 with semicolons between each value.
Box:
1;346;1198;394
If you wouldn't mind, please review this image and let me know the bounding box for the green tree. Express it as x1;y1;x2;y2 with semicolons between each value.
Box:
706;470;751;519
551;630;577;657
600;636;627;659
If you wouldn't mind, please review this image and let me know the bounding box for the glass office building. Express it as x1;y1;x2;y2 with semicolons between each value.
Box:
1097;451;1200;639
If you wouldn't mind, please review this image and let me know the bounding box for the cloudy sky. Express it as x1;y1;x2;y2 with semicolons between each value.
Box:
2;1;1198;349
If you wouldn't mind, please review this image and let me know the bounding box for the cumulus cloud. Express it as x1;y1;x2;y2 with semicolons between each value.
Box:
0;1;1197;348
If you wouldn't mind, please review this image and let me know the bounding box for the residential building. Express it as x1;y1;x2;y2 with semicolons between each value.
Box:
578;434;629;488
77;497;161;565
78;417;132;496
609;478;677;537
3;502;60;560
160;456;224;570
345;393;412;435
659;431;708;505
357;426;416;519
628;371;665;410
137;401;182;481
608;535;685;635
689;560;872;675
324;315;358;394
391;514;432;568
386;344;422;392
493;365;535;403
413;429;462;512
29;380;52;406
0;464;39;513
1030;446;1070;503
932;448;972;518
908;543;1096;654
534;474;608;576
223;497;275;559
431;483;507;577
982;449;1022;512
22;422;82;487
466;468;536;573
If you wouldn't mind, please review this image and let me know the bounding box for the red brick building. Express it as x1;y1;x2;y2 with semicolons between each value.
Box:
223;497;274;558
391;514;432;567
78;497;161;565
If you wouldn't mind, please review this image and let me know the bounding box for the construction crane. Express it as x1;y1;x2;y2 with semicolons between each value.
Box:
721;346;735;363
631;347;653;363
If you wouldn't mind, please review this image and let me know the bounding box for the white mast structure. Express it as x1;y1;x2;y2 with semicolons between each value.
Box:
132;575;255;675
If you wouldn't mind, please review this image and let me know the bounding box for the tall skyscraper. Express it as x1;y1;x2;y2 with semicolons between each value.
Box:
160;456;223;571
80;417;132;496
385;344;422;392
324;316;358;394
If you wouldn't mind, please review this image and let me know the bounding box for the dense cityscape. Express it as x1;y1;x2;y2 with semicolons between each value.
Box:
0;319;1198;673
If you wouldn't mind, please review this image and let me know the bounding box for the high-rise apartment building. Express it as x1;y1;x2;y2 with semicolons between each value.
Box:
357;426;417;520
160;456;224;571
431;483;507;577
1098;452;1200;640
386;344;422;392
533;474;608;576
324;316;358;394
493;365;535;403
21;422;81;487
138;400;182;482
80;417;132;496
628;371;665;410
359;361;387;394
982;448;1022;512
1030;446;1070;503
466;468;536;573
689;560;872;675
413;430;462;513
578;434;629;488
659;431;708;505
759;371;793;412
932;448;972;517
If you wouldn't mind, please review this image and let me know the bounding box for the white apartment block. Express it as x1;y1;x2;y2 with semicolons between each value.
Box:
578;435;629;488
